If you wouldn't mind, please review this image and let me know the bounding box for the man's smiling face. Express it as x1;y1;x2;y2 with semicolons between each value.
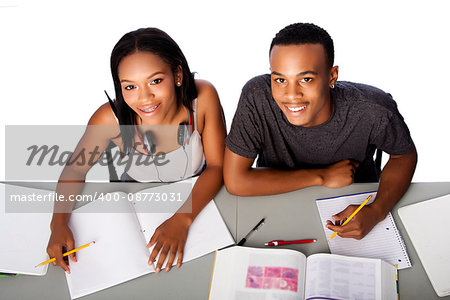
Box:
270;43;338;127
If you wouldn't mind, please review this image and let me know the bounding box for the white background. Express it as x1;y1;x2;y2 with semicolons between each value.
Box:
1;0;449;181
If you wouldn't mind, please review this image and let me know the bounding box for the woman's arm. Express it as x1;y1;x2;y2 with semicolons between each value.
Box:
47;103;119;273
147;80;226;272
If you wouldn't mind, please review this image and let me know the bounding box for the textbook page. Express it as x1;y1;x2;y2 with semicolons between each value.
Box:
66;197;152;300
209;246;306;300
0;183;52;275
316;192;411;269
398;194;450;297
304;253;397;300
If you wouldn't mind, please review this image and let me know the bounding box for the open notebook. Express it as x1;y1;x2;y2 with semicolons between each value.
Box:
64;178;234;299
316;191;411;269
398;194;450;297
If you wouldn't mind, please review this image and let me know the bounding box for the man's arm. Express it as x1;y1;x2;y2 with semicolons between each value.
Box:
223;147;359;196
326;147;417;239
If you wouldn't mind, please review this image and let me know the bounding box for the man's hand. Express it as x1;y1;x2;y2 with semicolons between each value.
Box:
320;160;359;188
325;204;384;239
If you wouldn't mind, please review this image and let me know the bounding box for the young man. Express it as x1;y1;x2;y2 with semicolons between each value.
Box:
224;23;417;239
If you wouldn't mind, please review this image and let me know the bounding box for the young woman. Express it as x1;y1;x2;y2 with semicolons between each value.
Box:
46;28;226;273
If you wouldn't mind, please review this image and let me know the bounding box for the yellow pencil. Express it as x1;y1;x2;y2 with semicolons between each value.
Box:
35;241;95;267
329;195;373;241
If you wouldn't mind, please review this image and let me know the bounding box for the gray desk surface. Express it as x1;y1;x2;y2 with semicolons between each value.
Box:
236;182;450;300
0;182;449;299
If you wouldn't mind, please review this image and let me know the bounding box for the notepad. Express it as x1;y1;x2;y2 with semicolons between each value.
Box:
398;194;450;297
0;183;53;275
315;192;411;269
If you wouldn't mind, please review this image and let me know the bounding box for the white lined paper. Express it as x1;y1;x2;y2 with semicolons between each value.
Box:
316;192;411;269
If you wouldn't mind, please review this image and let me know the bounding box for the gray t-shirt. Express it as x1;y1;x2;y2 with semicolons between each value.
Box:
225;74;414;182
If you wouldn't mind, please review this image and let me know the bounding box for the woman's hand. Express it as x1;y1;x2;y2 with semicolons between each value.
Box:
46;221;77;273
146;214;192;273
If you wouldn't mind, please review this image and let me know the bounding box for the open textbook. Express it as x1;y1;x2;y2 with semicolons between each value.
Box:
0;183;52;275
64;177;234;299
209;246;398;300
315;192;411;270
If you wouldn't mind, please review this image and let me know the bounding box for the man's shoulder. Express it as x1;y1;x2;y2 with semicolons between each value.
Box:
237;74;273;109
335;81;399;112
242;74;271;92
336;81;391;98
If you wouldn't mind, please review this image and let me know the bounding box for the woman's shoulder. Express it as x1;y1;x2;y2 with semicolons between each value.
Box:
88;102;119;126
193;79;225;133
195;79;221;111
85;102;122;145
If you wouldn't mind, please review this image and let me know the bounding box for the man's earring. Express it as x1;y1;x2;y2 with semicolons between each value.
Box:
331;84;335;89
177;81;181;86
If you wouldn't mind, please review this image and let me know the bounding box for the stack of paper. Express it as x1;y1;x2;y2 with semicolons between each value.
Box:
398;194;450;297
0;183;53;275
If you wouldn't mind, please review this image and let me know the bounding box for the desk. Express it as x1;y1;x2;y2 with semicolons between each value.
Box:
0;182;449;299
236;182;450;300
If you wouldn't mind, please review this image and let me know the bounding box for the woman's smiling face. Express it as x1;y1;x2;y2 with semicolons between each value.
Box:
118;51;182;125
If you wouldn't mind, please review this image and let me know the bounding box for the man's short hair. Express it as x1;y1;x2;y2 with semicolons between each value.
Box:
270;23;335;68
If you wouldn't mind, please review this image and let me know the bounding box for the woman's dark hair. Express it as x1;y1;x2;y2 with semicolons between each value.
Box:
270;23;334;68
109;27;197;154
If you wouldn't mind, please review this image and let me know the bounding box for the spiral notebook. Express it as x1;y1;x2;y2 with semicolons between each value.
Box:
398;194;450;297
315;191;411;269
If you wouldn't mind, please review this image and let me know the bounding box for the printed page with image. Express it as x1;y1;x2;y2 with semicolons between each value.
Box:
208;246;397;300
209;246;306;300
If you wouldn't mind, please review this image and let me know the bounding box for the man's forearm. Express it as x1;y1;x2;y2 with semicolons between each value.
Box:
224;148;358;196
226;167;324;196
370;147;417;219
